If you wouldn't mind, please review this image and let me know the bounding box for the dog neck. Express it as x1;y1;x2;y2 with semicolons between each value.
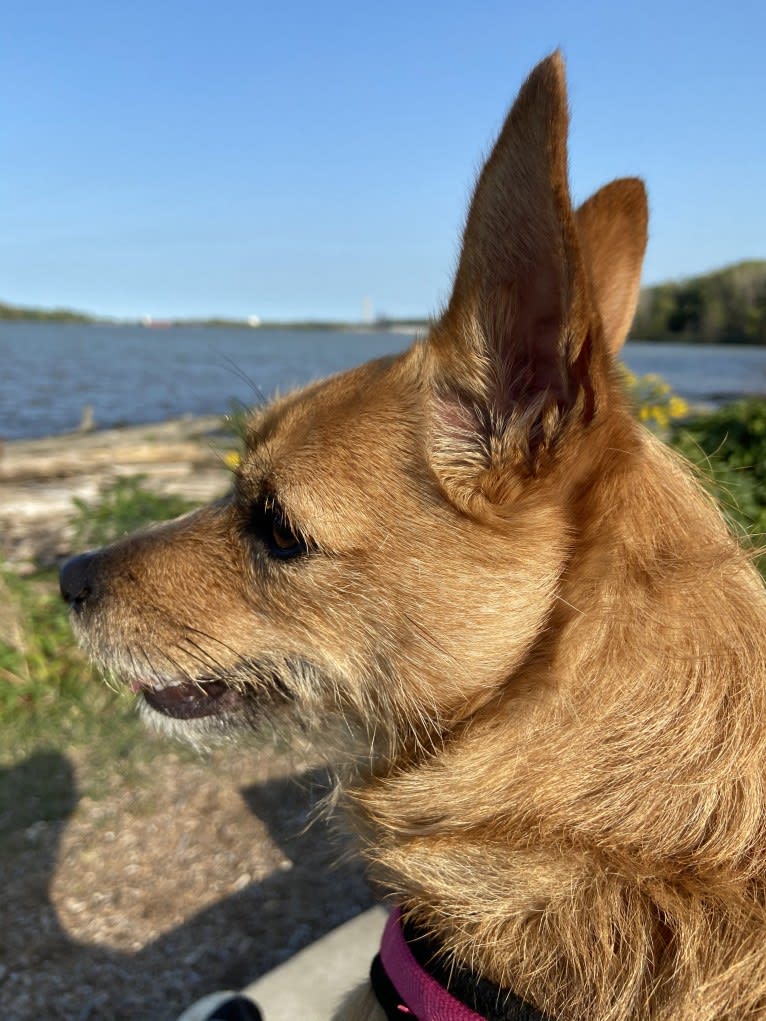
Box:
348;434;766;1020
372;907;548;1021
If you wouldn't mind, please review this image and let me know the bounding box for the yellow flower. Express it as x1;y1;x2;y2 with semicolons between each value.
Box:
223;451;241;470
668;396;689;418
621;364;687;432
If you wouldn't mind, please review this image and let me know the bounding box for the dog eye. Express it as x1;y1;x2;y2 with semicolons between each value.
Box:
270;511;304;557
255;502;309;560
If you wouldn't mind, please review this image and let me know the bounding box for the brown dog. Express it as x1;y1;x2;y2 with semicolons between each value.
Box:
61;53;766;1020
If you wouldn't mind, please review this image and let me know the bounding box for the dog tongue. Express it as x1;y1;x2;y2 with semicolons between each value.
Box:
141;679;237;719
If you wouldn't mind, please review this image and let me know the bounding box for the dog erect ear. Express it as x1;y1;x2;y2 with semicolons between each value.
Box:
576;178;648;355
426;53;607;502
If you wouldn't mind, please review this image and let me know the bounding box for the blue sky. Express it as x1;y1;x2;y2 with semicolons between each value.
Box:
3;1;765;320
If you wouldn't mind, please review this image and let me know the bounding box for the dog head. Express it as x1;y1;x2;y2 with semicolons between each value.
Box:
61;53;647;761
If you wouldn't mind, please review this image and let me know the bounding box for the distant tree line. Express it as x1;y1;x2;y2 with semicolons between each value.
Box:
3;259;766;342
0;301;91;323
631;260;766;344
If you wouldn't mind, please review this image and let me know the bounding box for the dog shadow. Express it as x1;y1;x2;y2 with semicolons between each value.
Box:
0;751;375;1021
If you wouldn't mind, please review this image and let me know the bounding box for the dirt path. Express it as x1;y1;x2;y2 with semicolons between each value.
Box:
1;744;374;1020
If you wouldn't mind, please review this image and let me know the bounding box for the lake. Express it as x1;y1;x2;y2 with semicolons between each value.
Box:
1;321;765;441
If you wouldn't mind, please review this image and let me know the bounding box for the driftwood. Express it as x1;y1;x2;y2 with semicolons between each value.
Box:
0;416;233;570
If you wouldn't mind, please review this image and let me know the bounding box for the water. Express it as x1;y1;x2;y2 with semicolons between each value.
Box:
0;323;411;441
1;321;765;441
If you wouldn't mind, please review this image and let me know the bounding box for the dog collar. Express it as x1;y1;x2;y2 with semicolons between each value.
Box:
370;907;549;1021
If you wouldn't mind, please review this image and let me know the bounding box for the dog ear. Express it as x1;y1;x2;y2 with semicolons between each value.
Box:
576;178;648;355
427;52;600;499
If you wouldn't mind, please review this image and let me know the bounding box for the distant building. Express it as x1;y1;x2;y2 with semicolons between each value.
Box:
247;314;262;328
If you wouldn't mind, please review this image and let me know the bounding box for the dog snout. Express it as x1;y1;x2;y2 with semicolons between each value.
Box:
59;551;100;611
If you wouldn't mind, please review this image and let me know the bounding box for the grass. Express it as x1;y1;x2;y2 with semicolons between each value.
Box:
70;473;197;548
0;477;205;829
0;564;104;739
2;476;199;746
0;560;155;834
670;399;766;563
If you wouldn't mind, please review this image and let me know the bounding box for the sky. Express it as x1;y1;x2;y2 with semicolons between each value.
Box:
2;1;765;321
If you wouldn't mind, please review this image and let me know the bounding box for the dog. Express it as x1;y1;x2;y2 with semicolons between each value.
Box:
60;52;766;1020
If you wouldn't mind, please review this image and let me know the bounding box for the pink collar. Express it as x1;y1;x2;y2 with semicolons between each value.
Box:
379;907;486;1020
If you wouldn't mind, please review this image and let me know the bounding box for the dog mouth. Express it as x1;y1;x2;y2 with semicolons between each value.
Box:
138;679;243;719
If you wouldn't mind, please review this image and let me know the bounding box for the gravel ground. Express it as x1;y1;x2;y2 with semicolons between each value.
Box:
0;742;375;1020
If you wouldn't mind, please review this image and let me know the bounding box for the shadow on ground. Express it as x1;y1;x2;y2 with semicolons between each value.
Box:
0;751;375;1020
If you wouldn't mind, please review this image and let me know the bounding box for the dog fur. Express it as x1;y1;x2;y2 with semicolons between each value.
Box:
62;53;766;1020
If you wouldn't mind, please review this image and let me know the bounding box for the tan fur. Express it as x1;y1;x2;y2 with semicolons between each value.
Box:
63;53;766;1020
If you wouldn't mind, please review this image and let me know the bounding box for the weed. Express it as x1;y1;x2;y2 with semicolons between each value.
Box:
71;475;197;549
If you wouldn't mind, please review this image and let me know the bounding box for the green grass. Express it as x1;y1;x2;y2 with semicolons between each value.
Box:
0;560;158;835
0;561;166;772
0;565;102;735
670;399;766;557
0;477;205;816
2;474;199;739
71;474;197;548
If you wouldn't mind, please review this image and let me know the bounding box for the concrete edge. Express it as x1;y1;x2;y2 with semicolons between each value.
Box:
242;906;388;1020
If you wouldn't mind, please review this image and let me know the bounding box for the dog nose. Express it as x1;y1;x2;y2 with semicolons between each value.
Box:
59;552;99;609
